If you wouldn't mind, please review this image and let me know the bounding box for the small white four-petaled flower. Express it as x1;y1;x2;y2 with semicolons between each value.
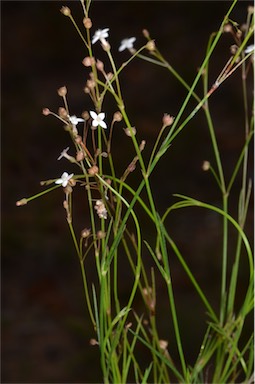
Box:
68;115;85;126
92;28;109;46
90;111;107;129
119;37;136;52
245;44;254;54
55;172;74;187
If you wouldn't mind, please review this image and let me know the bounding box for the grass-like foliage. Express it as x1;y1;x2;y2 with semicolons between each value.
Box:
17;1;254;383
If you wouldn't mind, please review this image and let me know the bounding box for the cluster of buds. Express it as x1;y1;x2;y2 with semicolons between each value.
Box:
94;199;107;219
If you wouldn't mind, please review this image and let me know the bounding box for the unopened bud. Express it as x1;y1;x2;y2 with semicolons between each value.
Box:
57;86;67;97
60;6;71;17
16;198;27;206
89;338;99;346
82;56;95;67
58;107;68;118
75;135;83;144
83;17;92;29
159;340;168;351
42;108;50;116
248;5;254;14
88;165;99;175
223;23;232;33
82;111;90;120
97;230;106;239
142;29;150;39
96;59;104;72
139;140;146;151
76;150;85;161
162;113;174;127
202;161;210;171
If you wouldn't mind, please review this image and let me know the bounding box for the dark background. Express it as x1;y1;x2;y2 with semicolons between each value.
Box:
2;1;254;382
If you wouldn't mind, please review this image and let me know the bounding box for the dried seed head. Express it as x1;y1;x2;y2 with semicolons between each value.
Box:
94;200;107;219
81;228;91;238
123;126;136;137
82;56;95;67
42;108;50;116
83;17;92;29
57;86;67;97
113;111;123;122
63;200;69;210
60;6;71;17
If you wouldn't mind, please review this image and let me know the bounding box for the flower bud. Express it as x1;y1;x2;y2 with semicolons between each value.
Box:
142;29;150;39
16;198;27;206
88;165;99;175
113;111;122;122
123;126;136;137
96;59;104;72
60;6;71;17
162;113;174;127
202;161;210;171
42;108;50;116
58;107;68;118
76;150;85;161
146;40;155;52
57;86;67;97
82;111;90;120
83;17;92;29
82;56;95;67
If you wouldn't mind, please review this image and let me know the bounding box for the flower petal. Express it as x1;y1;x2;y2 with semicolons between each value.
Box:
100;120;107;129
90;111;97;119
98;112;105;120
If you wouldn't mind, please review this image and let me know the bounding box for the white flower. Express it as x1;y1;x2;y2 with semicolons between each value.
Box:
55;172;74;187
57;147;76;163
245;44;254;54
92;28;109;45
90;111;107;129
68;115;85;126
57;147;70;160
119;37;136;52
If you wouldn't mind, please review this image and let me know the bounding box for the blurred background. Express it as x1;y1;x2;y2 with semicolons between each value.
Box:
2;1;254;382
